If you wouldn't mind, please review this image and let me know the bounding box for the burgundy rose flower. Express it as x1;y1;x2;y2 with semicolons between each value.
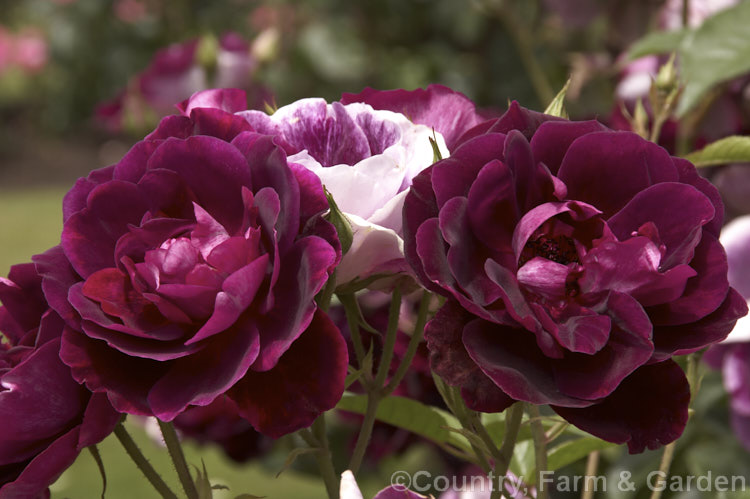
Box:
35;89;347;438
403;102;747;452
0;263;120;498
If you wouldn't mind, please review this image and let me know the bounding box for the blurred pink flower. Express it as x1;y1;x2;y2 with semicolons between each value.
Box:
660;0;739;30
11;30;48;73
0;26;48;75
96;33;270;134
114;0;148;24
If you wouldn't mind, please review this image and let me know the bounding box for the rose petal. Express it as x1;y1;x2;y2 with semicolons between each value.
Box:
552;360;690;453
177;88;249;116
341;84;483;151
607;182;714;270
529;120;609;174
423;300;515;412
229;310;347;437
558;132;679;218
462;317;591;407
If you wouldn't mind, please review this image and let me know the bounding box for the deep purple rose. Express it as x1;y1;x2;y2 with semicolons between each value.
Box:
0;263;120;498
403;102;747;452
35;89;348;438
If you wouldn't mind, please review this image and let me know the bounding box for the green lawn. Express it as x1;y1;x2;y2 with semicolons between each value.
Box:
0;187;66;276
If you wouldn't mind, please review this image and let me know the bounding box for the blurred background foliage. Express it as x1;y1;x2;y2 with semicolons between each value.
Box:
3;0;750;497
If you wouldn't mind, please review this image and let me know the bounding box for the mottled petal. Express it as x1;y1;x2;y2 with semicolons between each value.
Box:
424;301;515;412
341;84;483;151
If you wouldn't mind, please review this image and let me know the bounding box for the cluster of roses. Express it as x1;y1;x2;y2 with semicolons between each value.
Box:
1;84;745;497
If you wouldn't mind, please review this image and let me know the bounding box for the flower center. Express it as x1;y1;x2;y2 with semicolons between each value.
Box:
519;234;580;268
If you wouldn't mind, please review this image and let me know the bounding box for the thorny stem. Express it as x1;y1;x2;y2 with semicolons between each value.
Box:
158;420;198;499
114;422;179;499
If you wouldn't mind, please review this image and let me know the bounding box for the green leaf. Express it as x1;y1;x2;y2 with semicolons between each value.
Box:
677;1;750;115
483;414;588;447
323;187;353;254
429;131;443;162
543;78;571;119
547;437;615;474
683;135;750;166
523;437;616;486
627;29;688;60
336;392;471;453
87;445;107;499
509;439;535;479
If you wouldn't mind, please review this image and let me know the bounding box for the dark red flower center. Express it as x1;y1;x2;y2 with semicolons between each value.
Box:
522;234;579;266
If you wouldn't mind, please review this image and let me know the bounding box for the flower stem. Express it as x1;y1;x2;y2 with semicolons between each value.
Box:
581;450;600;499
649;442;677;499
527;404;550;499
348;391;381;475
157;419;198;499
490;402;526;499
338;293;368;374
385;291;431;393
114;422;178;499
316;270;337;313
373;287;402;389
499;402;524;473
300;416;339;499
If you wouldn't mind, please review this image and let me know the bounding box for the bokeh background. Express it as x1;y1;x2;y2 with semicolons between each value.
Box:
3;0;750;497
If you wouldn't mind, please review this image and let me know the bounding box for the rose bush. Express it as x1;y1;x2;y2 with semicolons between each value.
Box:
0;263;120;498
34;88;347;438
404;102;747;452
